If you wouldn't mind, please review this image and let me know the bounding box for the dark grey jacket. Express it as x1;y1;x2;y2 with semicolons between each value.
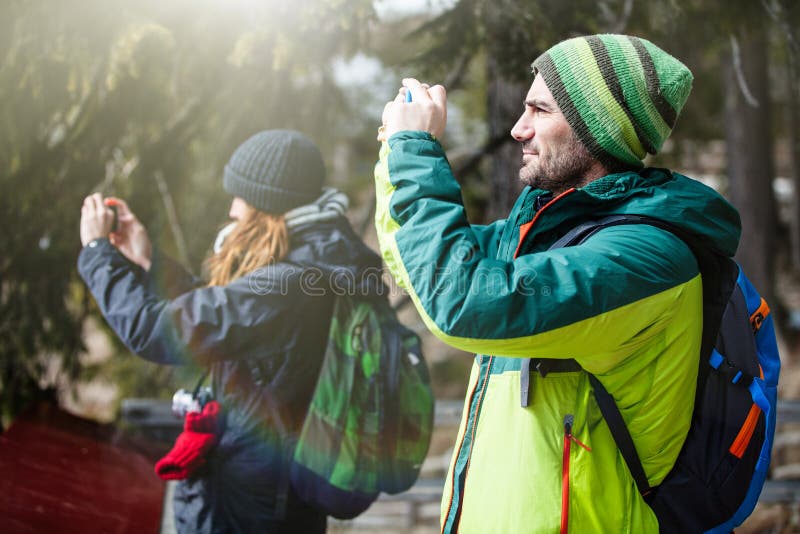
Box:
78;217;383;533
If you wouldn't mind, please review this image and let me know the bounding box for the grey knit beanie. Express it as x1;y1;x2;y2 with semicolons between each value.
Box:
223;129;325;214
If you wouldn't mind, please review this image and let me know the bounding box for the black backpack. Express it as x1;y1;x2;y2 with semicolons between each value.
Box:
530;214;780;533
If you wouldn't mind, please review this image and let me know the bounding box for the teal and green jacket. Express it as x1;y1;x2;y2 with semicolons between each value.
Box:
374;132;741;533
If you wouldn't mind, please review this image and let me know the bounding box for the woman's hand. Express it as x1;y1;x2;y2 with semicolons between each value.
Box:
106;197;153;271
80;193;115;246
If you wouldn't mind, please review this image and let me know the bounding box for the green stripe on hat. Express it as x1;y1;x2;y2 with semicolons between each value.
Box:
640;38;693;119
532;34;693;169
585;36;656;155
535;52;633;170
628;36;678;128
570;38;647;160
599;35;672;151
547;39;645;167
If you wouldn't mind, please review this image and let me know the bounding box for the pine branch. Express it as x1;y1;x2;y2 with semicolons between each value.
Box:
357;193;376;239
761;0;799;58
444;52;473;91
453;132;513;178
611;0;634;34
729;35;760;108
154;170;193;274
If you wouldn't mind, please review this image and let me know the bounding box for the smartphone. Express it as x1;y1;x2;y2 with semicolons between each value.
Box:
109;205;119;233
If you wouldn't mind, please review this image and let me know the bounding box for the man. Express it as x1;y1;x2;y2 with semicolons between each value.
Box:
374;35;741;533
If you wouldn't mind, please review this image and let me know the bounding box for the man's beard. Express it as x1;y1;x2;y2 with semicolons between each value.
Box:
518;131;595;194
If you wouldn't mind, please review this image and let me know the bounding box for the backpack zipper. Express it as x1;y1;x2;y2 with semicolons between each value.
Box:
561;414;591;534
730;365;764;459
729;403;762;458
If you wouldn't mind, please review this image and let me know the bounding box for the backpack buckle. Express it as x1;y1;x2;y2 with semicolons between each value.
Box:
709;349;754;386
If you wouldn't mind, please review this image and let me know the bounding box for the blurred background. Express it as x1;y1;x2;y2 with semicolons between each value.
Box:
1;0;799;531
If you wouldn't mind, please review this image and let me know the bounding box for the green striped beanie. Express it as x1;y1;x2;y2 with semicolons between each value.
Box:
532;34;693;169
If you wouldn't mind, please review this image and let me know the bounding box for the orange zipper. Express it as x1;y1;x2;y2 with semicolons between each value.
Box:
730;403;761;458
561;414;591;534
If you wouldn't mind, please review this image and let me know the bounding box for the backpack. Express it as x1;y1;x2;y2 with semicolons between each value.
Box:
545;214;781;533
289;294;434;519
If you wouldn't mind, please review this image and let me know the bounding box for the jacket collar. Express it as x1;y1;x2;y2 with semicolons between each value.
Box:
509;167;740;258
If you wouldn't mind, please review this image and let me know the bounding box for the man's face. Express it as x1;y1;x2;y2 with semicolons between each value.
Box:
510;74;595;194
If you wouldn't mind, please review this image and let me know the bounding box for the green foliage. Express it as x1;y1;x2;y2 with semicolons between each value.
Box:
405;0;638;84
401;0;798;169
0;0;374;425
4;0;797;427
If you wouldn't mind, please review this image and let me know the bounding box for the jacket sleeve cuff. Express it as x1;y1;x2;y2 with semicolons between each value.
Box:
387;130;439;148
84;237;110;249
78;237;114;278
77;238;144;287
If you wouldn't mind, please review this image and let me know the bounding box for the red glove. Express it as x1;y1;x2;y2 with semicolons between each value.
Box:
155;401;221;480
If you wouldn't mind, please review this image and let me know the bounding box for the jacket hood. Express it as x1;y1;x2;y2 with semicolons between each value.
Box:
287;216;385;297
281;187;384;297
592;168;741;257
526;168;741;258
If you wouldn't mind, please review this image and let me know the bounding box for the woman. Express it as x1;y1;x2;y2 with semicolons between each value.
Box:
78;130;383;533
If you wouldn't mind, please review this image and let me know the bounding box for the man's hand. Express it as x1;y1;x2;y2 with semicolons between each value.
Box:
105;197;152;271
80;193;115;246
379;78;447;142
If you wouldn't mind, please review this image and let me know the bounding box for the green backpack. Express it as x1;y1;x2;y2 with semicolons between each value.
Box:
290;295;434;519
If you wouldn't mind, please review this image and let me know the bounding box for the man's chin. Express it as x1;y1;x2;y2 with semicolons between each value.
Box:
519;168;540;188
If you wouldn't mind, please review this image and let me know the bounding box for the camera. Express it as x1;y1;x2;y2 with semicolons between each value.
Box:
109;204;118;233
171;386;214;417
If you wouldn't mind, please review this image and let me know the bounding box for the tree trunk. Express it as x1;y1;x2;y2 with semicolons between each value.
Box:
486;56;527;221
788;46;800;272
724;26;777;306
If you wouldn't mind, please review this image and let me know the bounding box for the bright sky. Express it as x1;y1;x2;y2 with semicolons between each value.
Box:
333;0;483;151
374;0;456;19
334;0;457;87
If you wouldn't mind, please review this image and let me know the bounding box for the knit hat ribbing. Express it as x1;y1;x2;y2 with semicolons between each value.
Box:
532;34;693;169
223;129;325;214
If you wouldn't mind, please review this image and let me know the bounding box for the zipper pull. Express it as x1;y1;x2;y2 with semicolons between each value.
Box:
521;359;533;407
535;194;553;211
563;414;592;452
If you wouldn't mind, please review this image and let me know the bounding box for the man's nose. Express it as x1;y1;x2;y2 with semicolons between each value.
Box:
511;115;533;142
